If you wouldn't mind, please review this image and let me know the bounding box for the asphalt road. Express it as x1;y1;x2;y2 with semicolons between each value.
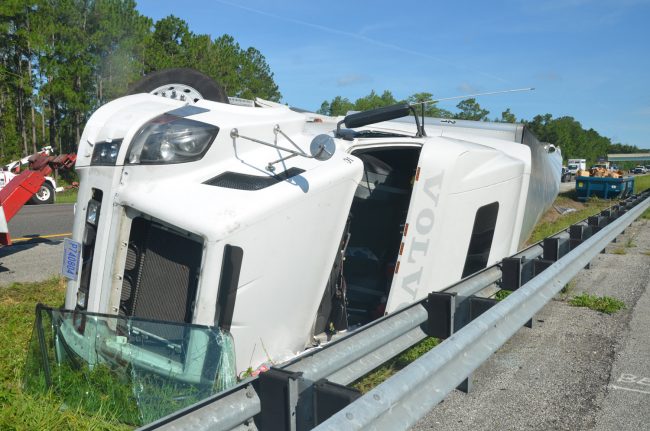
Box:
560;181;574;193
7;203;74;240
1;203;73;286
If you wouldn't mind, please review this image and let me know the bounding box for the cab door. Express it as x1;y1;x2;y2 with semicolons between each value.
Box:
384;137;454;313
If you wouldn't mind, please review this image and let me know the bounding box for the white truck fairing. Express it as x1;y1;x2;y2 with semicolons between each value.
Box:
62;93;561;379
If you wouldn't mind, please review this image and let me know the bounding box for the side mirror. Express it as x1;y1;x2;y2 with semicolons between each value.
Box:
310;135;336;161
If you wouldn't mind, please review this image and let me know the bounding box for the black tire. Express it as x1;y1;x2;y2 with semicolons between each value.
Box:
128;68;229;103
31;182;55;205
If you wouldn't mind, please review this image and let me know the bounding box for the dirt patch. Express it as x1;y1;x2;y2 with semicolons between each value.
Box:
539;195;588;225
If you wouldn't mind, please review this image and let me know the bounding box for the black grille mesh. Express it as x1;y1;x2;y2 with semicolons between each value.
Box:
120;277;132;303
120;218;202;325
204;167;305;191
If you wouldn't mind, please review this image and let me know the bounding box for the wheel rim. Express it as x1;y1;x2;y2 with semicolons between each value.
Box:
148;84;204;103
37;186;51;201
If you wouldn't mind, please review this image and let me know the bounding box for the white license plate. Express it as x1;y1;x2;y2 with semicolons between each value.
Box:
61;238;81;281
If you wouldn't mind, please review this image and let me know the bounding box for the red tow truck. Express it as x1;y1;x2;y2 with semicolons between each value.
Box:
0;151;76;245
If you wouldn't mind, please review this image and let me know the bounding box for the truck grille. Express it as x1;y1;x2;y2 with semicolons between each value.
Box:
120;217;202;325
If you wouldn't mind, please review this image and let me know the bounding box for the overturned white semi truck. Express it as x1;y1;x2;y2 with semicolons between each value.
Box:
28;70;562;422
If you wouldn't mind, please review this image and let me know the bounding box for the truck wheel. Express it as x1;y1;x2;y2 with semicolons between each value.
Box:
128;68;229;104
31;182;54;204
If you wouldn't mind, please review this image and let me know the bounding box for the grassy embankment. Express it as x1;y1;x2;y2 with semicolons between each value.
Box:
53;175;78;204
0;278;131;430
528;174;650;243
55;189;78;204
2;176;649;429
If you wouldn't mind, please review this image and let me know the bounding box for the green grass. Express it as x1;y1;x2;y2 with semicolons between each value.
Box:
569;293;626;314
55;189;78;204
610;248;627;255
633;174;650;193
633;174;650;220
495;289;512;300
528;175;650;245
528;194;612;244
0;278;131;431
632;174;650;220
352;337;439;393
557;279;577;300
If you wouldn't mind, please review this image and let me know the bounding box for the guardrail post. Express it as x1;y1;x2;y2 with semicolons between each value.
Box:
588;215;608;233
457;377;472;393
258;368;303;431
469;297;498;319
312;379;361;426
569;224;594;268
543;237;571;262
501;257;535;291
614;204;627;233
533;259;553;275
569;224;593;246
425;292;456;339
426;292;474;392
501;257;552;293
453;297;501;394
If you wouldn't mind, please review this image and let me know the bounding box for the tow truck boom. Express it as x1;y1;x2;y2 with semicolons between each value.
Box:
0;153;76;245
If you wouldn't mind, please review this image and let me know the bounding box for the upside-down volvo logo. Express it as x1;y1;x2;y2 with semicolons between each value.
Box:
400;171;444;301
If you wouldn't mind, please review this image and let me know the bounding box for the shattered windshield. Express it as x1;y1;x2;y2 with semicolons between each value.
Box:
24;305;237;426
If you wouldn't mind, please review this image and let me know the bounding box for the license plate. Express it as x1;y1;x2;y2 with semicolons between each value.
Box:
61;238;81;281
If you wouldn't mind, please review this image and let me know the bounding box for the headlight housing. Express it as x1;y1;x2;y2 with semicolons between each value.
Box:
91;139;123;165
127;114;219;164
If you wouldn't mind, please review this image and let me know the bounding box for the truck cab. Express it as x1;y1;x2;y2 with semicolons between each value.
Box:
28;92;560;423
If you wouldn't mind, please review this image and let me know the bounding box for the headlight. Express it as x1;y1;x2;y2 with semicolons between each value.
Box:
86;199;100;226
91;139;123;165
127;114;219;164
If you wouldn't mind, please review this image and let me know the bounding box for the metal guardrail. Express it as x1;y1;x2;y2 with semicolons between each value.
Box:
140;191;650;431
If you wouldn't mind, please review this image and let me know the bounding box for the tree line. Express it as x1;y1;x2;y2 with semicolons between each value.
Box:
1;1;642;168
318;91;647;166
0;0;280;164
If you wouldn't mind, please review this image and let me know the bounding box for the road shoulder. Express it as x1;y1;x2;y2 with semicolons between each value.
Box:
413;218;650;431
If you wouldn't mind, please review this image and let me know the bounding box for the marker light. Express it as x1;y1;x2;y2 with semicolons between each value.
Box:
86;199;100;226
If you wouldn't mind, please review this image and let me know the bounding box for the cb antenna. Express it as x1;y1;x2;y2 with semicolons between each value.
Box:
414;87;535;107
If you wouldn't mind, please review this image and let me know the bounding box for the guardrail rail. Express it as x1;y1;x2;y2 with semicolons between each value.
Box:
139;190;650;431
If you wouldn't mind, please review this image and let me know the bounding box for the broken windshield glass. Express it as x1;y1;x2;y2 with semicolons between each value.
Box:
24;304;237;426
